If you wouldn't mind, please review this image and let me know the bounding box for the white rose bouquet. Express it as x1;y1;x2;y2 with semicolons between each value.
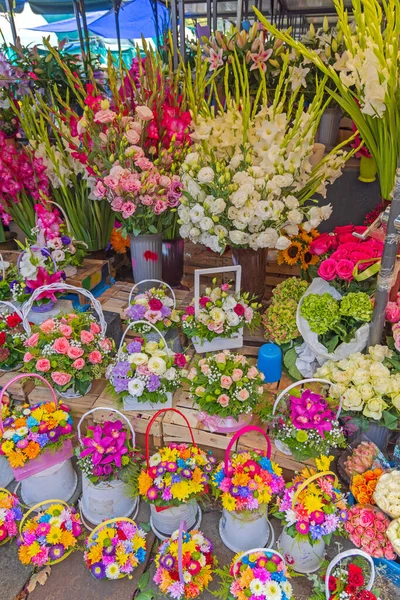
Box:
315;345;400;429
387;518;400;554
179;53;356;253
374;470;400;518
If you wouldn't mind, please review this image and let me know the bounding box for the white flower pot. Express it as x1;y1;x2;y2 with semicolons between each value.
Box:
278;527;325;573
219;508;274;553
81;474;139;526
59;381;92;399
192;330;243;353
0;455;13;487
150;500;201;540
21;458;78;507
123;391;173;411
274;439;292;456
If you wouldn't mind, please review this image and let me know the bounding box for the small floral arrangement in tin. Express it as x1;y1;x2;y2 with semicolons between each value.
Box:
84;519;147;580
125;285;181;332
154;528;214;599
182;279;260;343
0;489;22;543
0;311;26;370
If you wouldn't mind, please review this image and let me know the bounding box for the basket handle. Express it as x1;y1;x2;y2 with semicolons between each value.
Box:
178;519;186;586
292;470;339;509
128;279;176;309
145;408;196;467
118;319;170;359
0;300;24;324
21;283;107;337
324;549;375;599
87;516;138;544
19;499;70;535
0;252;6;280
194;266;241;314
273;378;342;419
0;373;58;432
224;426;272;475
77;406;136;448
233;548;286;579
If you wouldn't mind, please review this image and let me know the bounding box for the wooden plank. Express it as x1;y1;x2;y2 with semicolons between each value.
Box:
0;371;34;401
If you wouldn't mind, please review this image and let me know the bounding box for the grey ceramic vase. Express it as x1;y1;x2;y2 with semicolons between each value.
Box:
130;233;162;286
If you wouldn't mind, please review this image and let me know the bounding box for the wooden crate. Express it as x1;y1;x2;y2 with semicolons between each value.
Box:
66;259;110;305
91;387;165;449
0;371;34;402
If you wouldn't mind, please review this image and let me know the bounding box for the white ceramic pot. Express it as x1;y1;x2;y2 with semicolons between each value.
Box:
21;458;78;507
278;527;325;573
0;455;13;487
219;508;274;552
192;331;243;353
274;439;292;456
59;381;92;399
123;391;173;412
81;474;139;526
150;501;201;540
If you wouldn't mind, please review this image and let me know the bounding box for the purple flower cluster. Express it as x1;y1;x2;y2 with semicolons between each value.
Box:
126;304;146;320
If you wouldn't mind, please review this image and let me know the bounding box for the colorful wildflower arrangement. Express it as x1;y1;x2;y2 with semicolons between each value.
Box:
274;457;348;546
277;226;320;271
17;502;82;566
84;519;147;580
315;345;400;428
215;550;293;600
351;469;384;506
108;337;187;405
345;505;396;559
23;313;114;396
0;311;26;370
373;470;400;518
138;445;216;506
77;419;139;484
212;450;285;514
262;278;309;345
187;351;265;419
0;489;22;543
300;291;373;353
125;285;181;332
154;528;214;599
270;387;346;461
182;280;260;343
0;401;73;469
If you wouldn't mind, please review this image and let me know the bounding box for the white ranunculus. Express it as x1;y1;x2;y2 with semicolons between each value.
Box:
275;236;291;250
197;166;215;183
128;378;145;397
128;352;149;365
226;311;240;327
147;356;167;375
229;230;250;246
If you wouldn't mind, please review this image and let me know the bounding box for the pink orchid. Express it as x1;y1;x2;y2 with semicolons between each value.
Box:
290;390;335;437
250;47;273;72
80;424;114;465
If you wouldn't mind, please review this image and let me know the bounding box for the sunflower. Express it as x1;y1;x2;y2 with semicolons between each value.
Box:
280;241;302;266
300;249;319;270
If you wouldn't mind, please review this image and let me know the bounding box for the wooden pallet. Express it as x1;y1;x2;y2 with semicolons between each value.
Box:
0;371;34;402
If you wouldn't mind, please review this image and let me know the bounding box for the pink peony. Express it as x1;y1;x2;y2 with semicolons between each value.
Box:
53;337;70;355
59;324;73;337
386;301;400;323
220;376;232;389
231;368;243;382
336;258;355;281
40;319;56;334
36;358;50;372
318;258;337;281
88;350;102;364
81;330;94;344
51;372;72;386
67;346;84;359
24;352;34;362
25;333;39;347
90;322;102;334
217;394;230;407
72;358;85;370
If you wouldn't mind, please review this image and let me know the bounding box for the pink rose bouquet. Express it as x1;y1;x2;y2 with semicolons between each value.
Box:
22;312;114;396
345;504;396;559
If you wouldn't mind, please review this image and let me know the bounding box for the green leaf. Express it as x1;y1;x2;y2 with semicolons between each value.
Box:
140;521;151;533
325;335;339;353
283;346;303;381
135;591;155;600
148;225;157;234
382;410;398;430
138;572;150;592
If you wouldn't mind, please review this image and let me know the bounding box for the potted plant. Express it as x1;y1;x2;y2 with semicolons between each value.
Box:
0;304;26;371
187;350;265;432
212;426;285;552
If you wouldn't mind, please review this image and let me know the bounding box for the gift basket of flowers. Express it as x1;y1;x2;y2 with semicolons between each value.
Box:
153;520;215;599
214;547;293;600
212;425;285;552
22;283;114;398
0;373;77;505
269;378;346;461
108;320;187;411
0;488;22;545
323;549;378;600
138;408;216;539
125;279;182;352
187;350;265;433
275;456;348;573
77;407;141;526
17;500;82;566
84;517;147;580
182;267;260;353
0;302;26;371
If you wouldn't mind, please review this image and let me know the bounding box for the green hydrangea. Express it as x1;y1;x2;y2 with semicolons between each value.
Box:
339;292;373;322
300;293;341;334
270;277;309;304
263;278;309;344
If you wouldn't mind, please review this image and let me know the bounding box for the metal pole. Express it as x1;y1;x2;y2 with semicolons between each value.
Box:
206;0;211;31
79;0;92;65
368;164;400;346
212;0;217;32
5;0;17;45
153;0;160;49
178;0;186;61
72;0;87;70
171;0;178;69
236;0;243;27
113;1;122;60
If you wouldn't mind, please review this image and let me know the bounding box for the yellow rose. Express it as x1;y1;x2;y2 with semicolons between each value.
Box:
128;352;149;365
144;341;158;353
147;356;167;375
342;388;363;411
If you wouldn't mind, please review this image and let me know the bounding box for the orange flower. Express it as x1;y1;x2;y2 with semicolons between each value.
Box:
13;418;27;428
110;227;129;254
24;442;41;460
43;403;56;414
0;494;13;509
7;450;26;468
60;530;76;549
18;545;32;565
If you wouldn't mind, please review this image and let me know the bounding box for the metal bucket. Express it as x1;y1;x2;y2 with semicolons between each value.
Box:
81;474;138;526
21;458;78;506
278;527;325;573
0;455;13;488
150;501;201;539
219;508;274;552
317;107;342;147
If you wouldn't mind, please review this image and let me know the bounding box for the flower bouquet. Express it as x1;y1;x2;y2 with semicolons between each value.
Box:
387;519;400;555
270;379;346;461
23;312;114;398
187;350;265;432
17;500;82;566
275;456;348;573
277;226;320;273
214;548;293;600
0;306;26;371
84;518;147;580
0;488;22;544
345;505;396;560
182;271;260;353
351;468;384;506
139;408;216;537
343;441;390;479
153;524;214;599
212;426;285;551
108;321;187;411
373;470;400;518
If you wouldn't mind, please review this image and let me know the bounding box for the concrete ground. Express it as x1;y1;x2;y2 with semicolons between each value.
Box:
1;501;398;600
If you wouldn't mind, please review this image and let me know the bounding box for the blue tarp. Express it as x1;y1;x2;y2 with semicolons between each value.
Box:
30;11;106;32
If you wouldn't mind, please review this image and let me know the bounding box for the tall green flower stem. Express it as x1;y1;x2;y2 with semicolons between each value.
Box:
254;0;400;201
16;96;113;251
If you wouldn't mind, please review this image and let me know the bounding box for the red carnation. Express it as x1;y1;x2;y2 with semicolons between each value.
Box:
148;298;163;311
6;313;22;328
348;563;365;587
233;303;245;316
0;332;6;346
345;583;357;595
117;529;127;540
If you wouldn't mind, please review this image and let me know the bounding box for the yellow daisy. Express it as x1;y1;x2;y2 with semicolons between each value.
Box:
87;544;103;564
221;494;237;511
46;527;63;545
304;494;324;513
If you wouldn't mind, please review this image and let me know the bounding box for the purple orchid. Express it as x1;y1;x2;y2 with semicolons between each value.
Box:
101;430;128;467
289;390;335;437
80;424;114;465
